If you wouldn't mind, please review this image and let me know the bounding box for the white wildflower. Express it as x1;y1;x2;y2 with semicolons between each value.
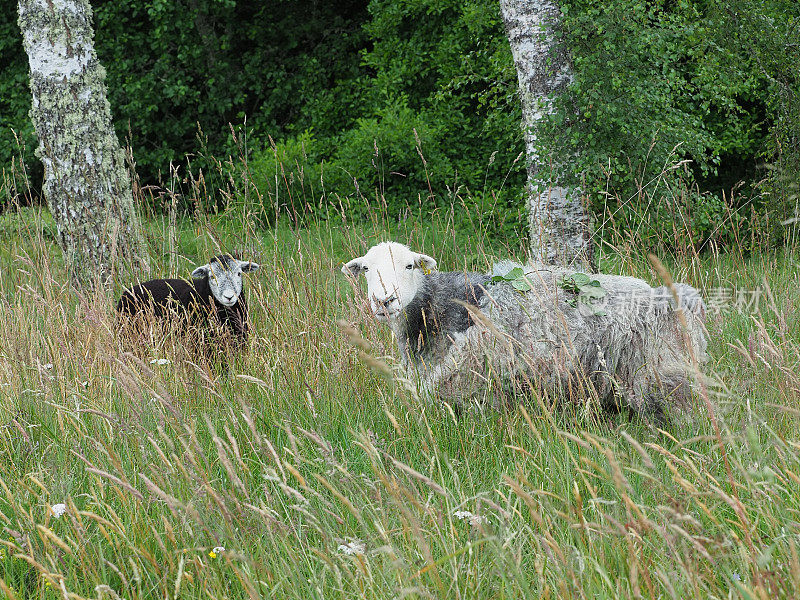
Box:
453;510;488;526
42;363;53;370
149;358;170;366
51;503;67;518
337;540;365;556
212;546;225;554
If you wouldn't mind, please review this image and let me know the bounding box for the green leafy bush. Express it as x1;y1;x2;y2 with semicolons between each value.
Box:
329;103;447;206
545;0;798;247
357;0;525;208
240;131;323;227
1;0;371;192
0;8;38;202
241;0;527;229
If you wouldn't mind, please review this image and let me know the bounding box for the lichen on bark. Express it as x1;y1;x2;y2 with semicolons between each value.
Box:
18;0;149;287
499;0;594;270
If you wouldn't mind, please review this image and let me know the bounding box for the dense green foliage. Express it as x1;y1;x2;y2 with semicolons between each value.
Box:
548;0;751;245
93;0;371;177
1;0;798;247
0;6;35;191
1;0;373;191
547;0;799;247
237;0;524;237
710;0;800;233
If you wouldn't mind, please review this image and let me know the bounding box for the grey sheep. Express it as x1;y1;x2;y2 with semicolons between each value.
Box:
342;241;707;421
117;254;259;352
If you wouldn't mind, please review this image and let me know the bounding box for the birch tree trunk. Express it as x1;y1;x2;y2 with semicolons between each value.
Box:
18;0;149;287
499;0;594;270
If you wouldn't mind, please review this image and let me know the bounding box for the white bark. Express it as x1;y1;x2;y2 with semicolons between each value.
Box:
18;0;149;286
499;0;594;270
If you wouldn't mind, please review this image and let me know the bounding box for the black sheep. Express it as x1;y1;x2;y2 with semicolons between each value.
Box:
117;254;260;352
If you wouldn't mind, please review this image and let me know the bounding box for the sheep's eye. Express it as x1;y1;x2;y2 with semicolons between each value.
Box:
406;264;414;270
363;267;369;272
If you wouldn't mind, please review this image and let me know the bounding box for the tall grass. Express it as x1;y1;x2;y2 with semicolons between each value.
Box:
1;147;799;599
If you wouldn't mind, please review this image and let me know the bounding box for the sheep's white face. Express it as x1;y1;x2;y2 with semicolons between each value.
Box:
342;242;437;322
192;256;260;307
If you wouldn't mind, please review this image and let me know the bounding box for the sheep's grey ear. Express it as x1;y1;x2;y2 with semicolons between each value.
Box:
414;253;437;273
191;264;211;279
342;257;366;277
239;260;259;273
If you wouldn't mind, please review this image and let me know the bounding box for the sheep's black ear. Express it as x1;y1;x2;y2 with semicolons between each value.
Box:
414;253;437;273
342;257;366;277
191;264;211;279
238;260;259;273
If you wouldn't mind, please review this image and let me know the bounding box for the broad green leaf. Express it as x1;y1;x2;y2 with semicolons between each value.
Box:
569;273;592;286
512;279;532;291
506;267;524;279
581;287;607;299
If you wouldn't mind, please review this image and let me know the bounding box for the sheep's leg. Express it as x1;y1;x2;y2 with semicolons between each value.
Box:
628;368;695;426
417;355;463;399
412;330;488;410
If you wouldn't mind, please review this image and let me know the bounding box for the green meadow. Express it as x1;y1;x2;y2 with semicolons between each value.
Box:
0;185;799;599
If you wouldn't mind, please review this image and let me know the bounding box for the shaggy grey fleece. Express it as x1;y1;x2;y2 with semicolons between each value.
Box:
389;264;707;420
